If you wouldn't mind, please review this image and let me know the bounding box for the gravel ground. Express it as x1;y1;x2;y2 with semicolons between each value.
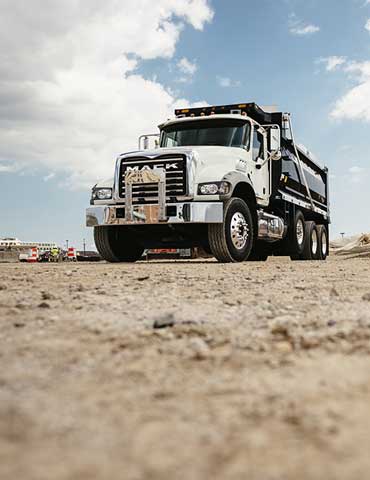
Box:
1;256;370;480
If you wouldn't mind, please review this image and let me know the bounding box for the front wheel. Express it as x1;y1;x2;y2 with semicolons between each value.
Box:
208;198;254;263
94;226;144;263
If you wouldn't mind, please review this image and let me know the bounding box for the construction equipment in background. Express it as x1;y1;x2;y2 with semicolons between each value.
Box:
66;247;77;261
26;248;38;263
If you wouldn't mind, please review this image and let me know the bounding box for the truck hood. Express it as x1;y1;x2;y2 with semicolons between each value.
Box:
183;145;245;185
95;146;245;189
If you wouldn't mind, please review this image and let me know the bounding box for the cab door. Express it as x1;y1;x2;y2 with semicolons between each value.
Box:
251;127;270;206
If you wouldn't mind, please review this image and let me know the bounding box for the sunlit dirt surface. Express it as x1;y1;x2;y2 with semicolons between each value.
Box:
1;256;370;480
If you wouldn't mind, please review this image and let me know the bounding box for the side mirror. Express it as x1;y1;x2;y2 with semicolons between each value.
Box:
269;127;281;160
138;134;160;150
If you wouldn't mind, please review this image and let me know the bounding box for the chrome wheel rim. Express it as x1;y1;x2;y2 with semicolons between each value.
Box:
296;219;304;246
230;212;249;250
322;231;327;256
311;229;318;255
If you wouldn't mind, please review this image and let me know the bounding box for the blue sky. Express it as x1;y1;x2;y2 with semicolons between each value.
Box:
1;0;370;249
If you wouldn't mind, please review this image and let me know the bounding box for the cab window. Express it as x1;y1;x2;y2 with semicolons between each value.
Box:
252;129;264;161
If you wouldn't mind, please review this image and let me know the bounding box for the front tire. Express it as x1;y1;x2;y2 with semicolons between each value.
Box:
94;226;144;263
208;198;254;263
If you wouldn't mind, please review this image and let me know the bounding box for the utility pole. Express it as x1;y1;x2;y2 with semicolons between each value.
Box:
340;232;345;240
83;238;86;256
66;239;69;251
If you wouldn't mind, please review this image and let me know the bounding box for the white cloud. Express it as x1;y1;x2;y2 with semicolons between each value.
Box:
0;163;18;173
0;0;213;188
366;18;370;31
318;56;347;71
349;166;364;174
331;61;370;122
177;57;198;76
289;14;320;36
349;166;367;184
43;173;56;182
217;76;241;88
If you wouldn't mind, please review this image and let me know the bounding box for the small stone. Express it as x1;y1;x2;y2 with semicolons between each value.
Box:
13;322;25;328
137;276;150;282
41;291;55;300
65;271;73;277
327;319;336;327
269;316;294;336
275;341;293;354
153;313;175;329
188;338;210;360
301;334;321;350
0;283;8;291
38;302;51;309
362;293;370;302
330;287;340;298
15;303;27;310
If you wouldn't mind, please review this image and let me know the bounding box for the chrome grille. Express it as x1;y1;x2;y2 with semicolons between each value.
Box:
119;155;186;202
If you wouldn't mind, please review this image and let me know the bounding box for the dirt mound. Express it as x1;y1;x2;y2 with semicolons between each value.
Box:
331;233;370;257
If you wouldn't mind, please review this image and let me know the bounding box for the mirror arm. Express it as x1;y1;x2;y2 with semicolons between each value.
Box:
255;151;281;170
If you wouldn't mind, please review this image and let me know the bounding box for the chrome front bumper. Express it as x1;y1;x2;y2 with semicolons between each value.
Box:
86;202;223;227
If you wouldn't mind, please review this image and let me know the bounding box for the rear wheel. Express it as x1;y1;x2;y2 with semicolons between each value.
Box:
208;198;254;263
94;226;144;262
317;225;329;261
301;221;320;260
289;210;306;260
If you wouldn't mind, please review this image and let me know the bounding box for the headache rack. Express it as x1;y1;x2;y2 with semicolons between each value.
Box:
174;103;284;129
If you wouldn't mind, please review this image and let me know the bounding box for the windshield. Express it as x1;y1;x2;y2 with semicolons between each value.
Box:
160;119;250;149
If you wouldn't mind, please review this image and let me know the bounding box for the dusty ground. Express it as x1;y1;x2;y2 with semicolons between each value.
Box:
1;256;370;480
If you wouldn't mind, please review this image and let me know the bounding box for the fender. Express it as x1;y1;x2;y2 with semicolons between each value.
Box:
220;170;256;201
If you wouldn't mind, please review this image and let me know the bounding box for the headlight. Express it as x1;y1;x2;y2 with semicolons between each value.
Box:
198;181;231;195
92;188;113;200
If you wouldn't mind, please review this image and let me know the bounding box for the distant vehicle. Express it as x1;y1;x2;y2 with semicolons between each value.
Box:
19;252;29;262
87;103;329;263
66;247;77;261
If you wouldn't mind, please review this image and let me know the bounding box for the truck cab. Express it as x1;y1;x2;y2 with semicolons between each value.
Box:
87;103;329;263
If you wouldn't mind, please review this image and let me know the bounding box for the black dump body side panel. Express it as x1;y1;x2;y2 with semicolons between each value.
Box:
273;139;329;212
174;103;329;213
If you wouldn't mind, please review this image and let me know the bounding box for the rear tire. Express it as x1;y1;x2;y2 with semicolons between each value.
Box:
317;225;329;261
208;198;254;263
289;210;306;261
94;226;144;263
301;221;320;260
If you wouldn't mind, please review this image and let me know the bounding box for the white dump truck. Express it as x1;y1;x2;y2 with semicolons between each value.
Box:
87;103;329;263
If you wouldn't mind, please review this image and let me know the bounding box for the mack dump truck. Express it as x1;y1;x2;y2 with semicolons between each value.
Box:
86;103;330;263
